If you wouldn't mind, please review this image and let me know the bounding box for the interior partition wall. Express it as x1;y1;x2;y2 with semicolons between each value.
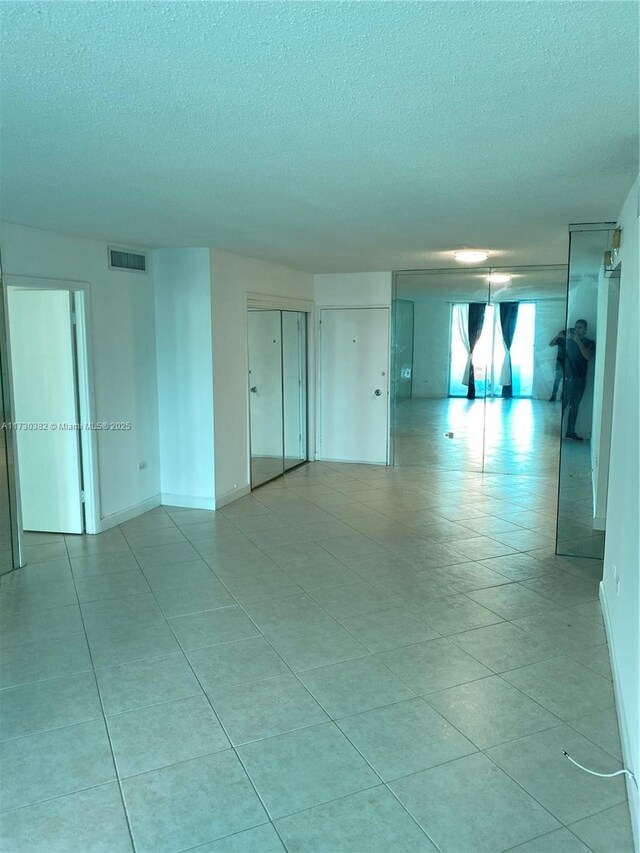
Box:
247;309;308;489
556;223;618;561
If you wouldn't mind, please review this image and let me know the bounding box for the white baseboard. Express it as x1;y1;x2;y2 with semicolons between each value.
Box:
316;456;387;466
215;484;251;509
599;581;639;851
99;494;162;531
160;493;215;510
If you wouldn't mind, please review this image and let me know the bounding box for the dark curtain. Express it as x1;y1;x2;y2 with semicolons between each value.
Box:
467;302;486;400
499;302;519;398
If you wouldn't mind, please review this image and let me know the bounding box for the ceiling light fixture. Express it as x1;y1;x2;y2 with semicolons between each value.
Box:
454;250;489;263
487;273;512;284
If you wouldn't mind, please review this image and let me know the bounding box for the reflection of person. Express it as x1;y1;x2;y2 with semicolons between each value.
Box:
558;319;595;441
548;329;566;401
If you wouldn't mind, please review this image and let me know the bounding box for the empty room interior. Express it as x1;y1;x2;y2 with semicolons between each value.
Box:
0;2;639;852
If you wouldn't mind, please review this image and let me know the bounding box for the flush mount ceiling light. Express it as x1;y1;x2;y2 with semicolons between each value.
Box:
487;273;512;284
454;250;489;263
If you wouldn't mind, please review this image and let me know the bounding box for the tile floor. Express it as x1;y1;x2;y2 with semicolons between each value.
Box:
0;462;633;852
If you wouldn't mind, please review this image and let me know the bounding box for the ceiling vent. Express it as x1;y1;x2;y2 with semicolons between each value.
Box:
108;246;147;273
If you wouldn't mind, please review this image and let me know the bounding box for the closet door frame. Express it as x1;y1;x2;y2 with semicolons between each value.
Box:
246;295;314;490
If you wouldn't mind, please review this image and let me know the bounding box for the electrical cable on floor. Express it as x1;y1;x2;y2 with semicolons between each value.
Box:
562;750;638;787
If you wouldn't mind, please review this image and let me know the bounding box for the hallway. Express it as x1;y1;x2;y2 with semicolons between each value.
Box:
0;462;632;853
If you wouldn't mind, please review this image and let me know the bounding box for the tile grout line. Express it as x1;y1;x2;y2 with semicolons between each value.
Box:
62;534;138;853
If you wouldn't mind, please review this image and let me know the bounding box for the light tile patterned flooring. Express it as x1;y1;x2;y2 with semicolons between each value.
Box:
0;462;633;852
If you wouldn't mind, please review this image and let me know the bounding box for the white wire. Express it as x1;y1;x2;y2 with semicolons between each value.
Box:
563;750;638;787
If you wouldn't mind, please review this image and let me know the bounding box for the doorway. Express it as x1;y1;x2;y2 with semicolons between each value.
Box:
5;279;97;540
247;309;308;489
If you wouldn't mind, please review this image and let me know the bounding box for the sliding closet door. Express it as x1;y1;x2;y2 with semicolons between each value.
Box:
248;310;284;487
282;311;307;471
248;309;308;489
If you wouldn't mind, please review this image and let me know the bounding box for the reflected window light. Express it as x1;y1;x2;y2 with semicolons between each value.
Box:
449;302;536;399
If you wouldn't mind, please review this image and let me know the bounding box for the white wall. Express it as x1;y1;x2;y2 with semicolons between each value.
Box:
0;223;161;526
314;272;392;308
411;297;451;398
601;177;639;845
210;250;314;506
153;248;214;508
591;269;619;526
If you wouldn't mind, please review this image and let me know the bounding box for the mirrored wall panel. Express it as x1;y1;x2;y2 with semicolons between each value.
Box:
483;267;567;479
392;266;567;481
391;270;490;473
556;225;617;561
248;309;308;488
248;310;284;487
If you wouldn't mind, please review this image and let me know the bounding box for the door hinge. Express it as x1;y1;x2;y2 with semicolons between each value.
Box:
71;312;77;325
80;490;86;503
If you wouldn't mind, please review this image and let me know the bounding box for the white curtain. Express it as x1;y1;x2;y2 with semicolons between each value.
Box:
455;304;472;386
499;352;512;386
496;312;512;385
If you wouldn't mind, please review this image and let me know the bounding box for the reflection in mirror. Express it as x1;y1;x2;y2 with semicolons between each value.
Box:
391;270;490;473
557;226;617;562
483;267;567;479
247;310;285;487
391;266;567;483
282;311;308;471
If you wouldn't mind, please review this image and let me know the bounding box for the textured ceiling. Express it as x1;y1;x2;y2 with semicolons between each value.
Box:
1;1;638;273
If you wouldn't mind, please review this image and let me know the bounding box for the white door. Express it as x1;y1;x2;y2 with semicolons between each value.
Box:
320;308;389;464
8;289;84;533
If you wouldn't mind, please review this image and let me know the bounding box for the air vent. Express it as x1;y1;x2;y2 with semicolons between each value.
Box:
108;247;147;273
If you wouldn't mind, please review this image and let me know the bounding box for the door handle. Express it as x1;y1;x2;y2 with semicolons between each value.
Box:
374;389;382;396
250;386;257;393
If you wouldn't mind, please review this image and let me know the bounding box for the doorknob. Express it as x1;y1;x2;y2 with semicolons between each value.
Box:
250;386;257;393
374;389;382;396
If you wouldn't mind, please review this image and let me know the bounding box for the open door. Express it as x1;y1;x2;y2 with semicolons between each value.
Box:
8;289;84;534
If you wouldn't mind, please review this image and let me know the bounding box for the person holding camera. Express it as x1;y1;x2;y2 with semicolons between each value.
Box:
550;319;595;440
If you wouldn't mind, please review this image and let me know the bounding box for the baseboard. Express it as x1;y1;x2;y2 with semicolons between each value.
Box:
215;484;251;509
316;456;387;465
160;493;215;510
599;581;639;851
99;494;162;531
